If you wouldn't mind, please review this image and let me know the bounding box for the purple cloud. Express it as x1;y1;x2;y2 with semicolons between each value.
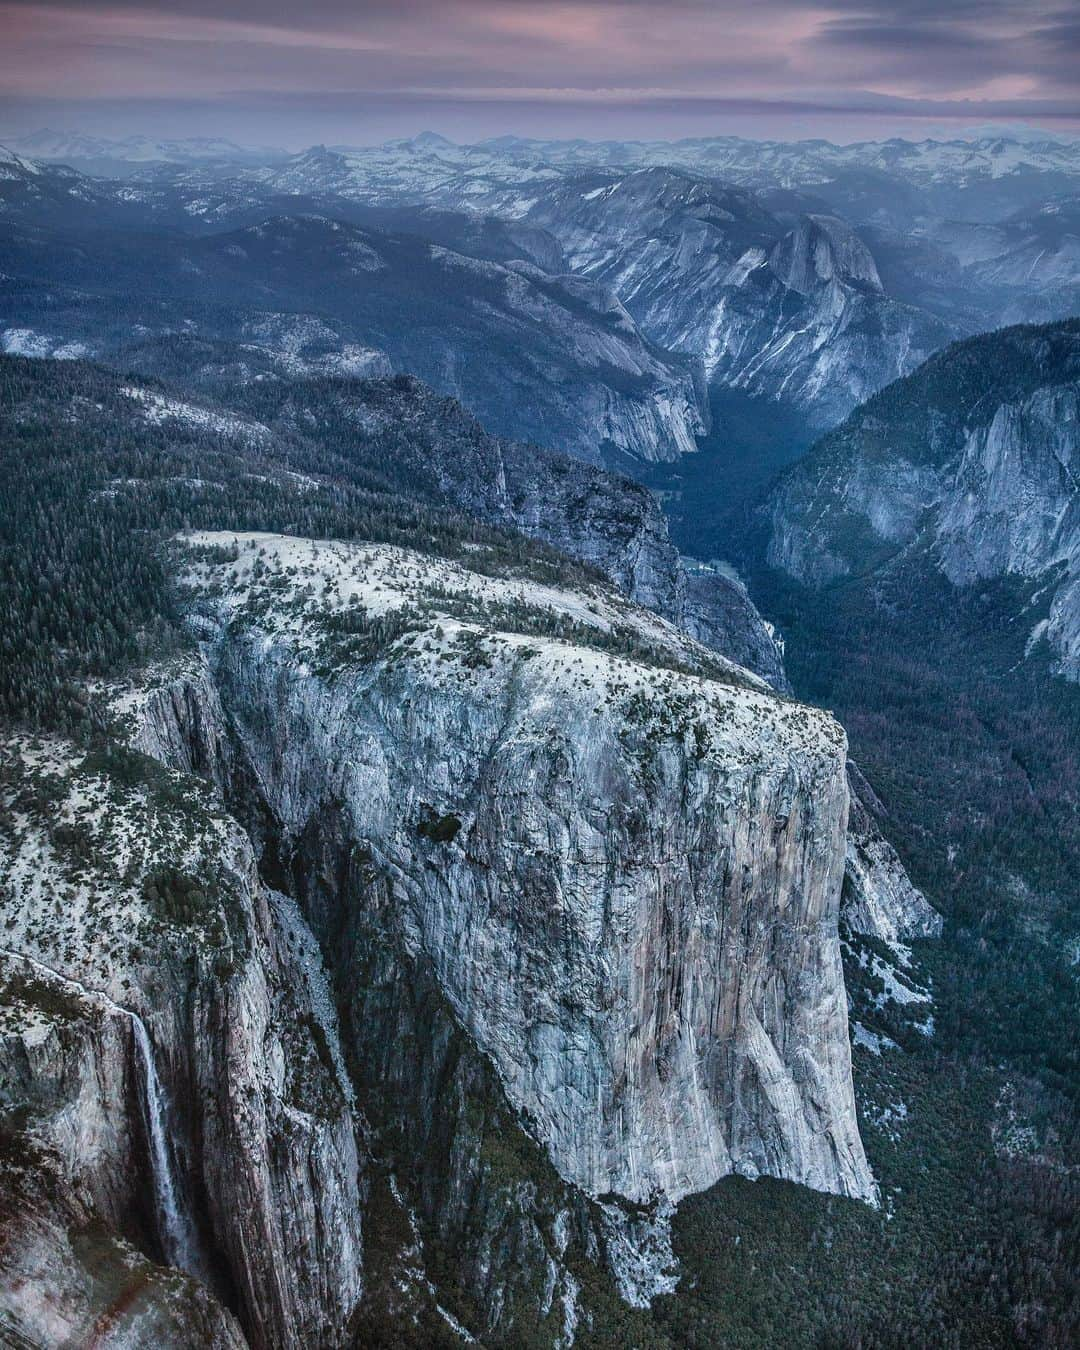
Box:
0;1;1075;142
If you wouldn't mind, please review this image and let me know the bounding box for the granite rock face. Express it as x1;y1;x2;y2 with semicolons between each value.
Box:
0;344;940;1347
167;532;874;1207
0;738;364;1349
935;384;1080;677
0;1155;248;1350
698;215;954;433
676;563;788;690
843;767;942;946
528;171;955;434
768;320;1080;679
0;525;898;1345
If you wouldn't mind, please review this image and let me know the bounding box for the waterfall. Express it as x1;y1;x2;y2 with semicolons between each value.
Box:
126;1011;201;1275
0;947;201;1277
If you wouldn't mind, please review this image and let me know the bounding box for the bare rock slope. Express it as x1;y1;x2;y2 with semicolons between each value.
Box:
160;531;874;1207
768;319;1080;679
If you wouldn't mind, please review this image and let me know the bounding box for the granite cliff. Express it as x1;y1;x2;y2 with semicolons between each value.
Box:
0;353;936;1346
768;319;1080;679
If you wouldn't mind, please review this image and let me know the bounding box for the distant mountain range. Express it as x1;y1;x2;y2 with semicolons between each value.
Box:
3;129;289;175
8;125;1079;201
0;204;707;466
2;126;1079;477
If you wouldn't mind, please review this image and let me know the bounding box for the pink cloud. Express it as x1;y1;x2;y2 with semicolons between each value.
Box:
0;1;1074;137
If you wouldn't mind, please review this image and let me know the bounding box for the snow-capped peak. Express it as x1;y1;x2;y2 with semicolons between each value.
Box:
0;142;39;175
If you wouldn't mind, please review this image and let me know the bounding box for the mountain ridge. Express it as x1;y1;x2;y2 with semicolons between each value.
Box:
767;317;1080;679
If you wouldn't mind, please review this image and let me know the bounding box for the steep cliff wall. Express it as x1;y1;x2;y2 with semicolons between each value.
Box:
486;444;787;686
0;523;896;1345
768;321;1080;679
0;346;945;1345
169;531;873;1209
842;767;942;947
0;736;364;1348
935;384;1080;677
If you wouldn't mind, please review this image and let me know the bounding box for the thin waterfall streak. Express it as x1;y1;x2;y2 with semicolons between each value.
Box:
0;947;201;1276
127;1010;200;1274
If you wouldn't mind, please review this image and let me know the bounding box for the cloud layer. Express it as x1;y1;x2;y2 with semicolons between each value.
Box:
1;1;1077;142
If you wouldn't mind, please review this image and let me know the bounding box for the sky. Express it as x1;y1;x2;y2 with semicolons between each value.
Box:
1;0;1078;147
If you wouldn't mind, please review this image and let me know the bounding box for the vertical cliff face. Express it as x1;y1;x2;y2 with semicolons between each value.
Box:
934;385;1080;676
768;215;884;297
676;564;789;689
528;172;954;435
0;525;889;1345
0;1151;248;1350
0;348;941;1346
707;216;951;433
0;735;365;1348
842;767;942;947
166;532;873;1211
767;320;1080;680
185;880;365;1349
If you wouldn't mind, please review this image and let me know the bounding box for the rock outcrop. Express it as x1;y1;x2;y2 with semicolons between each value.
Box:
842;766;942;946
768;319;1080;679
0;737;365;1348
279;374;787;686
486;451;787;685
164;531;874;1208
527;170;955;434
